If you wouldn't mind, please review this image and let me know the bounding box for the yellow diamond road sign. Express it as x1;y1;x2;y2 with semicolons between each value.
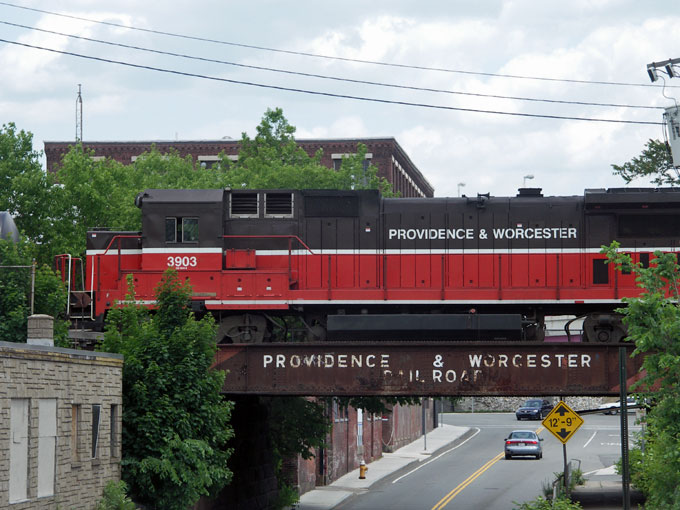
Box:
542;401;584;444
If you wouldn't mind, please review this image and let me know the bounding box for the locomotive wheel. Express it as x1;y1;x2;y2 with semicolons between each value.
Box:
217;314;268;343
524;322;545;342
583;313;627;343
304;314;327;342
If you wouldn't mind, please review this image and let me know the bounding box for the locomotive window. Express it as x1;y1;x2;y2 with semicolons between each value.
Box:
182;218;199;242
231;193;259;218
165;217;199;243
593;259;609;285
165;217;177;242
618;214;680;238
264;192;294;217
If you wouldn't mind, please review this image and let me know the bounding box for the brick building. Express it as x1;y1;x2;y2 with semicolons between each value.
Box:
0;316;123;510
43;137;434;198
287;400;436;496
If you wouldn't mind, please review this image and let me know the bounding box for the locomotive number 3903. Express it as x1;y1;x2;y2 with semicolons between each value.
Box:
167;256;198;268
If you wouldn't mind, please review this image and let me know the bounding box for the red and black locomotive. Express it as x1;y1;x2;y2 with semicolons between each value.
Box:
58;186;680;343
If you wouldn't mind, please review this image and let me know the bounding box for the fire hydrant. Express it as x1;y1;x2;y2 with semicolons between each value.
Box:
359;460;368;479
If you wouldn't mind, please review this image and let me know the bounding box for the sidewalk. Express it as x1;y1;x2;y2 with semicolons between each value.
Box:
571;465;645;509
297;424;472;510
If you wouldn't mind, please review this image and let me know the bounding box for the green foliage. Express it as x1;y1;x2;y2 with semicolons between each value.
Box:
273;483;300;510
0;123;57;250
4;109;396;265
226;107;396;195
612;139;675;186
616;444;651;495
0;238;68;344
603;241;680;508
95;480;136;510
334;396;422;415
101;270;234;510
267;397;330;460
513;496;582;510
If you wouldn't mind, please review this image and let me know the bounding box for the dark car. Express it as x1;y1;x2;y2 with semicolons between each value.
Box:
505;430;543;459
515;399;553;420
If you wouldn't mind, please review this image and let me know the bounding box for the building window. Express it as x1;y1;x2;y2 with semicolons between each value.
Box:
331;152;373;171
92;404;101;459
9;398;29;503
110;404;119;458
38;399;57;497
72;404;81;461
165;217;199;243
332;399;348;422
357;408;363;447
197;155;219;169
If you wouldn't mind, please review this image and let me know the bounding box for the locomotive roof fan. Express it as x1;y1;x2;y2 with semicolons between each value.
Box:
647;57;680;167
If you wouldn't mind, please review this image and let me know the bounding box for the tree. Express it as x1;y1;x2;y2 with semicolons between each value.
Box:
611;139;676;186
101;271;234;510
0;238;69;345
51;144;234;261
0;123;57;248
603;242;680;508
225;107;397;195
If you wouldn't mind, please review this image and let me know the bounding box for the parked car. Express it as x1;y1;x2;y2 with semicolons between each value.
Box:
505;430;543;459
515;399;554;420
598;396;637;415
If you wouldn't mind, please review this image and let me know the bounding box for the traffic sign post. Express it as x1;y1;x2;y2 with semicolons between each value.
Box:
542;401;584;496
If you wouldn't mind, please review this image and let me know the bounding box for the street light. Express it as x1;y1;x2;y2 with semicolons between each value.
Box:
457;182;466;197
523;174;534;187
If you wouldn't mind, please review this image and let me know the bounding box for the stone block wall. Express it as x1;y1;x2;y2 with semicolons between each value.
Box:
454;395;608;413
0;341;123;510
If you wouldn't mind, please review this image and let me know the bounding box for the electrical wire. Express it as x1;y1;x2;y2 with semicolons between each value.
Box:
1;0;678;90
0;37;663;126
0;20;663;111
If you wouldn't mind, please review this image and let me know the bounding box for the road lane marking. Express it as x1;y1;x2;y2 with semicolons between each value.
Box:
428;426;545;509
392;428;481;484
583;431;597;448
431;452;504;510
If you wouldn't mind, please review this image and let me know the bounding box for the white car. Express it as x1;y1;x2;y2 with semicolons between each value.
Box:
598;397;637;415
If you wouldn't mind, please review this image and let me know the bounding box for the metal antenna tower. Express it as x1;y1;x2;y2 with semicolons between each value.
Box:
75;84;83;143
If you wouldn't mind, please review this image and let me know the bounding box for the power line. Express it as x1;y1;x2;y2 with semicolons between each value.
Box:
0;37;663;126
1;20;663;111
1;0;677;90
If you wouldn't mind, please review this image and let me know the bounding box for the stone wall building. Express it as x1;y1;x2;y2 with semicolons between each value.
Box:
0;315;123;510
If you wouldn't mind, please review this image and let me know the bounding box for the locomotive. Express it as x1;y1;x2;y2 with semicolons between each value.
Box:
57;186;680;343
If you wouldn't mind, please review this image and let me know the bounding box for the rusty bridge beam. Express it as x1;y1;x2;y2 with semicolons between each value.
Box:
213;343;642;397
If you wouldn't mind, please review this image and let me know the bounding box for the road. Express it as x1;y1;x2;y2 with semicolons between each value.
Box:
335;411;641;510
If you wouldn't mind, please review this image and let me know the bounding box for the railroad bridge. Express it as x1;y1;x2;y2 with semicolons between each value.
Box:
214;342;641;396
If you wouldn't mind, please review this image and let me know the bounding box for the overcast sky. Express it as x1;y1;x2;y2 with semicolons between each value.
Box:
1;0;678;198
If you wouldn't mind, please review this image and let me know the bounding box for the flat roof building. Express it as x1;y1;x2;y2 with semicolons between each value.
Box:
44;137;434;198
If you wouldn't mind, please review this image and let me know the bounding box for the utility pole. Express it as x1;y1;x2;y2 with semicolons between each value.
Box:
647;58;680;167
75;84;83;143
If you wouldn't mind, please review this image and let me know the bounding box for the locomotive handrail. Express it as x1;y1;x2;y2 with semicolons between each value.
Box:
101;234;143;256
222;235;317;255
54;253;91;319
99;235;143;304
